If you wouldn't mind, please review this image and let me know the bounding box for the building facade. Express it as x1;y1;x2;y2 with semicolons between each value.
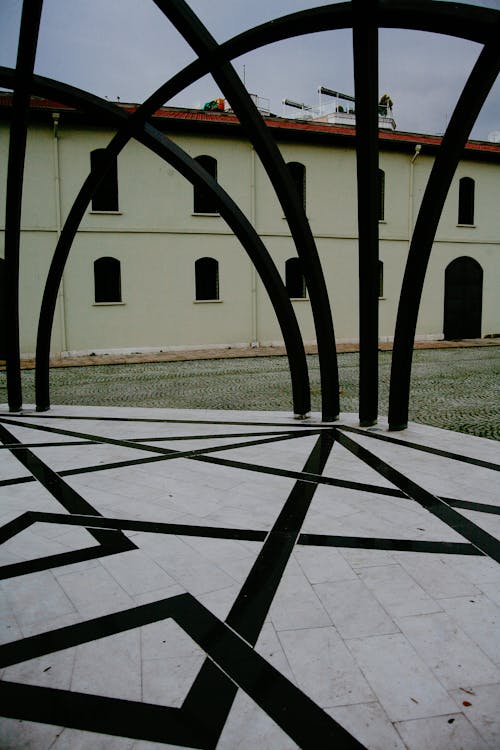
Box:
1;96;499;358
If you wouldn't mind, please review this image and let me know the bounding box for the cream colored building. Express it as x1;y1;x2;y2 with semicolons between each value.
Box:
1;95;499;358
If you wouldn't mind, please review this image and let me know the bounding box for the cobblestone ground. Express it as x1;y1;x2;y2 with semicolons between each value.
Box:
1;346;499;439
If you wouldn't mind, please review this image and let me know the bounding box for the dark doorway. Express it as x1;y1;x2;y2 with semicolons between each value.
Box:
443;256;482;340
0;258;5;359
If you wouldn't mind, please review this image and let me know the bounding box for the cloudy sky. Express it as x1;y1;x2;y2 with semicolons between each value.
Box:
1;0;499;140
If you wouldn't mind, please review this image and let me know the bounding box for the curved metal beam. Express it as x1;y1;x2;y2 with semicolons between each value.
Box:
388;37;500;430
4;0;44;411
154;0;340;422
3;0;497;420
16;77;310;415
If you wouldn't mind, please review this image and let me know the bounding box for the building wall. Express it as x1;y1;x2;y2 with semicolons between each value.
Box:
0;116;499;358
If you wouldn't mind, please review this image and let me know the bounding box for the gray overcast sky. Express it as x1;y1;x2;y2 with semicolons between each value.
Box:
1;0;499;140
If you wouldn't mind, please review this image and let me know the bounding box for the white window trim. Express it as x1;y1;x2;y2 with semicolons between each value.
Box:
89;210;123;215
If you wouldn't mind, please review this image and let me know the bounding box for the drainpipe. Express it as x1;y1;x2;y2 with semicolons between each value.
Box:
52;112;67;355
408;143;421;246
250;145;259;346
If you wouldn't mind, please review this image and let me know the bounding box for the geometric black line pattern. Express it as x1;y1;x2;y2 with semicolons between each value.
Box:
0;594;364;749
1;411;499;747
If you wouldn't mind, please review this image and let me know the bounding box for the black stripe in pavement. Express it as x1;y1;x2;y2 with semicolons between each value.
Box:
0;533;136;580
335;429;500;563
446;498;500;515
0;681;208;749
297;533;482;556
176;594;366;749
0;441;93;450
0;593;366;749
22;511;268;543
0;414;322;462
337;424;500;472
5;511;481;558
182;430;337;743
0;476;34;488
8;412;325;428
0;512;34;544
0;423;134;551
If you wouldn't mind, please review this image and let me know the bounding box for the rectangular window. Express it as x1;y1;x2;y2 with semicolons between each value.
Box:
90;149;119;211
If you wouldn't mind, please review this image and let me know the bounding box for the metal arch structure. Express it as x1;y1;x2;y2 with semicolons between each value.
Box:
2;1;499;428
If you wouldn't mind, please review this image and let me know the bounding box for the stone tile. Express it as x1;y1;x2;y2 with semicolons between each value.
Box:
396;611;500;689
326;702;406;750
479;581;500;606
216;691;298;750
134;533;238;596
314;579;398;638
449;684;500;749
51;727;135;749
196;584;242;620
293;545;357;584
0;718;62;750
101;549;178;596
394;713;489;750
393;551;480;599
141;619;206;708
3;646;75;691
55;564;134;617
0;611;22;644
338;546;396;569
72;629;141;701
438;595;500;666
269;562;331;632
278;626;374;708
347;633;457;721
357;564;442;618
1;571;75;627
132;583;185;606
255;622;296;683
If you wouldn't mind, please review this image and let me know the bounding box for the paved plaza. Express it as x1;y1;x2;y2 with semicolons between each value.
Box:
0;403;499;749
4;344;500;439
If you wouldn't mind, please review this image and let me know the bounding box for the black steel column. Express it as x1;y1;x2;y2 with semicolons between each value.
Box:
4;0;44;411
388;39;500;430
353;0;379;426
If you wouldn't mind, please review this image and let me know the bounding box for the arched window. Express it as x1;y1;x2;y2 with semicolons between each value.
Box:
195;257;219;300
378;260;384;298
458;177;475;225
287;162;306;210
193;155;218;214
90;149;119;211
285;257;306;299
378;169;385;221
94;257;122;303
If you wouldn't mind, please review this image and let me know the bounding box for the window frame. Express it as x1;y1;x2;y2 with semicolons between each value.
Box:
378;169;385;222
458;176;475;226
195;256;220;301
286;161;306;211
285;257;307;300
93;256;122;304
90;149;119;212
193;155;219;215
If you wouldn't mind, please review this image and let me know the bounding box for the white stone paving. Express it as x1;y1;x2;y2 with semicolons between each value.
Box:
0;405;498;749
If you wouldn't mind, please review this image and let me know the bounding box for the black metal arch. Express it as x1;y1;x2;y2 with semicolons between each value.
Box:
10;74;310;416
3;0;499;428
